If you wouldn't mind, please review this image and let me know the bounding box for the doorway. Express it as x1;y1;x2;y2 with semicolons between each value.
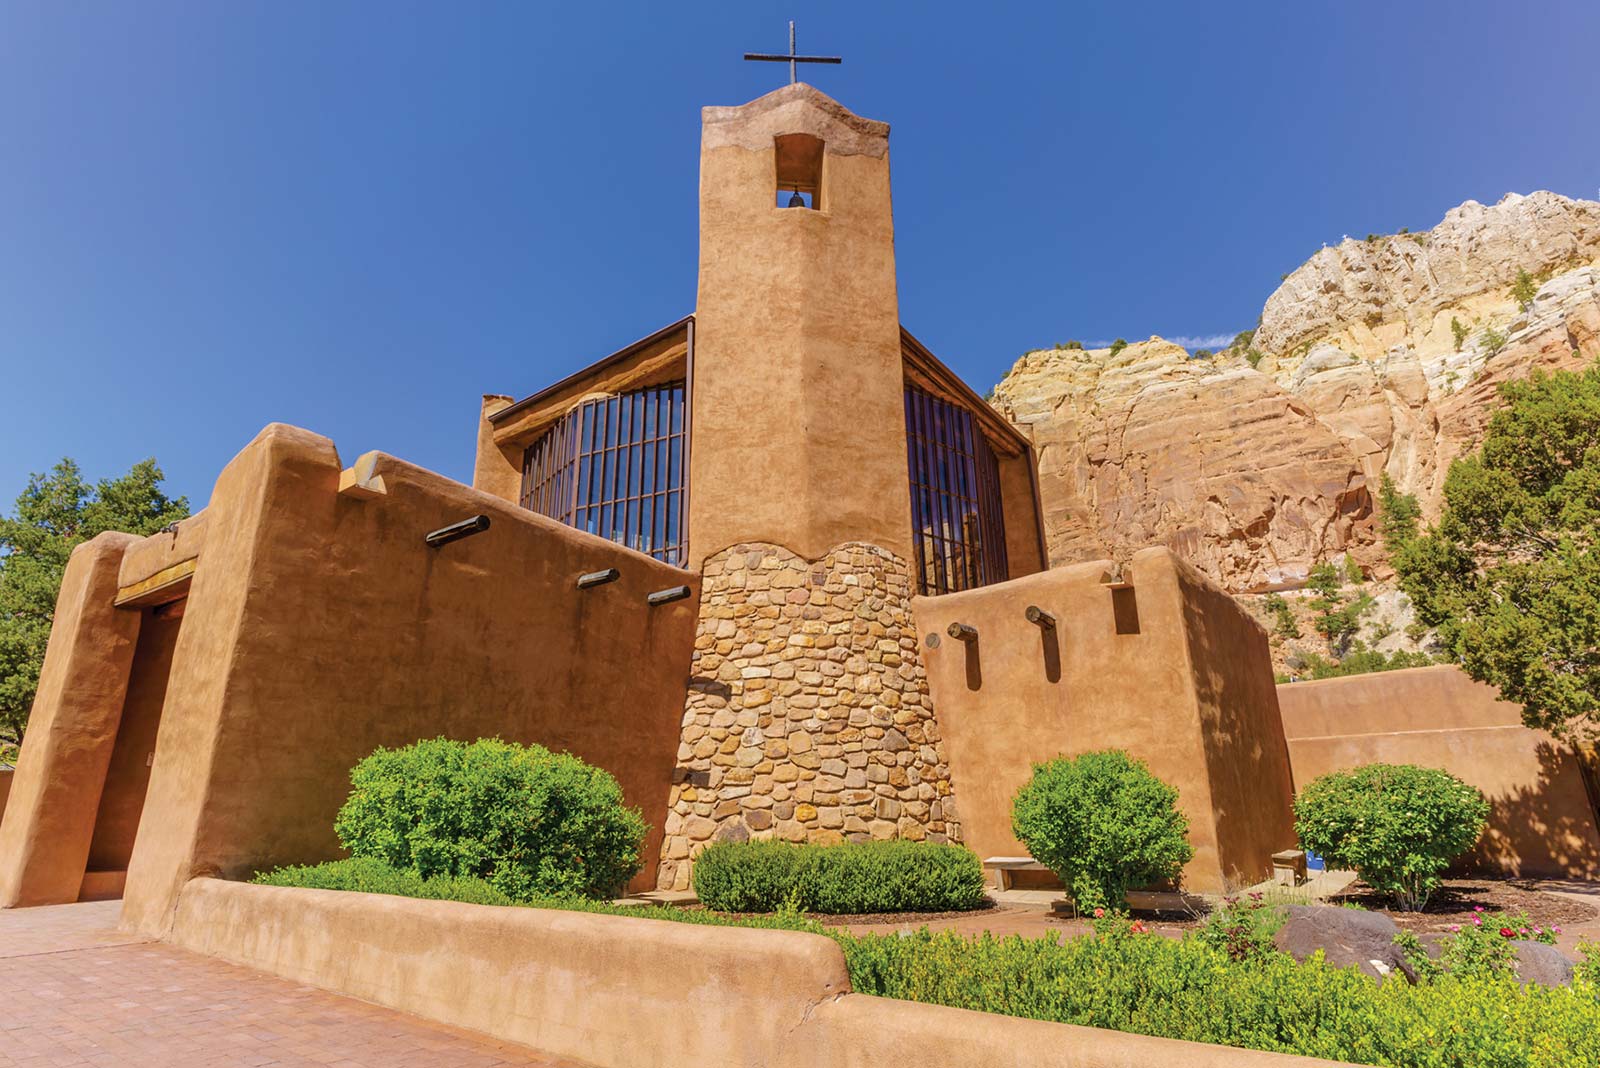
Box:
79;598;185;901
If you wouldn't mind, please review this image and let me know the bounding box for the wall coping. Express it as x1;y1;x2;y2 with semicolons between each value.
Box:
165;878;1353;1068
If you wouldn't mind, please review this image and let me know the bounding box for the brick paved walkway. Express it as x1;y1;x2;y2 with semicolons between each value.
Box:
0;901;585;1067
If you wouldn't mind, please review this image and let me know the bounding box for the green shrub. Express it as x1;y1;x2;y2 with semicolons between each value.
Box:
840;924;1600;1068
1512;268;1539;310
1108;338;1128;357
1479;325;1508;354
1451;316;1469;352
334;737;648;900
251;857;823;932
691;839;987;914
252;856;517;906
1294;764;1488;910
1011;749;1193;912
1395;910;1562;983
1198;892;1286;962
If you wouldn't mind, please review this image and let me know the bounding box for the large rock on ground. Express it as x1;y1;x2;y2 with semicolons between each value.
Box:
1511;940;1575;987
1274;905;1412;981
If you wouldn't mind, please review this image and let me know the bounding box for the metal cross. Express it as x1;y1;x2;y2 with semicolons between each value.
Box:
744;20;841;85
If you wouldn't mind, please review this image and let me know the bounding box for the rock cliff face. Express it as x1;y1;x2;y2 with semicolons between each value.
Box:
993;192;1600;593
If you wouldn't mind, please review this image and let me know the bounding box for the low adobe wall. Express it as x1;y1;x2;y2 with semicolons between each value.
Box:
111;423;698;935
915;547;1297;894
1278;666;1600;879
168;877;1350;1068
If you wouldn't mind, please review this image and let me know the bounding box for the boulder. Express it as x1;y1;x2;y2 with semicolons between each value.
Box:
1274;905;1413;981
1511;940;1575;987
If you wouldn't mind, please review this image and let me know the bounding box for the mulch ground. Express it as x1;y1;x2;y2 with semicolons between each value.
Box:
1337;877;1599;933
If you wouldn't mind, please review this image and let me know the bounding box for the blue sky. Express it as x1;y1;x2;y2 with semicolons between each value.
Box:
3;1;1598;506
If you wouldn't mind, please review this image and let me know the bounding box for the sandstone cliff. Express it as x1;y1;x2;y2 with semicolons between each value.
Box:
993;192;1600;593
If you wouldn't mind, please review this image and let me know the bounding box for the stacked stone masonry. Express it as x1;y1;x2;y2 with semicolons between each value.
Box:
656;542;960;891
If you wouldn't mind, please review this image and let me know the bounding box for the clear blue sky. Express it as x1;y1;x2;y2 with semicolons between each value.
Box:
4;1;1598;506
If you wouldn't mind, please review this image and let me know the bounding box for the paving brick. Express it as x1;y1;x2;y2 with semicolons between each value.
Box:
0;902;583;1067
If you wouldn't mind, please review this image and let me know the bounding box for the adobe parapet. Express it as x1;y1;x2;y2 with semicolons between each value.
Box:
915;546;1297;895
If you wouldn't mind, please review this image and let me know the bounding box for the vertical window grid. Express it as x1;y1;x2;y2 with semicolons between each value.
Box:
520;381;686;565
904;384;1010;596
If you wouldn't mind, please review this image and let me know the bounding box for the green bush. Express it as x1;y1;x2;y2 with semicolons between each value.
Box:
251;857;823;932
840;924;1600;1068
1011;749;1193;912
691;840;987;914
334;737;648;900
1396;910;1562;983
1294;764;1488;910
253;856;517;906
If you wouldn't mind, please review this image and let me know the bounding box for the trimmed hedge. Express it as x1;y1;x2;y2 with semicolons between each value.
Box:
250;858;821;932
841;924;1600;1068
334;737;648;900
691;840;987;914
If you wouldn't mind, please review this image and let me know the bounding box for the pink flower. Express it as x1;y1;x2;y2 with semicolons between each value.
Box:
1473;906;1485;913
1554;926;1564;935
1473;916;1484;927
1448;924;1461;933
1093;908;1105;918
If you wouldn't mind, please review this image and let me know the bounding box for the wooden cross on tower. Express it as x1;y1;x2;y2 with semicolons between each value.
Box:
744;20;841;85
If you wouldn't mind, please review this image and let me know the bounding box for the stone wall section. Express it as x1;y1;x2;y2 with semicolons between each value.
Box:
656;542;960;891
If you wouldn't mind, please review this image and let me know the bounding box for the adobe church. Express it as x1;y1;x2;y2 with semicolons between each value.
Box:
0;82;1302;928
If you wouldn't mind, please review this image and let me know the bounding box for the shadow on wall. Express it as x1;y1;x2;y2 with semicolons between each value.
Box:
1475;741;1600;878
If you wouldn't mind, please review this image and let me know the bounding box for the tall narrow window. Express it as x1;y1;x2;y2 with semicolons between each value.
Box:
520;381;687;565
904;384;1010;596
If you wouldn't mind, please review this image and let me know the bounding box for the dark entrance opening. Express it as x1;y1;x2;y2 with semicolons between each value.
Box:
80;597;185;901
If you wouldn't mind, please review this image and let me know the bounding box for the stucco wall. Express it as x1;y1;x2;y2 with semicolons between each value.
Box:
690;84;914;567
168;877;1351;1068
1278;666;1600;879
0;532;142;908
915;547;1296;894
0;769;11;825
119;423;699;935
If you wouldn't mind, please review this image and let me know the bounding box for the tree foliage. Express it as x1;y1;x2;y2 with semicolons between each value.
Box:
1394;361;1600;740
0;459;188;743
1303;562;1372;656
1511;268;1539;311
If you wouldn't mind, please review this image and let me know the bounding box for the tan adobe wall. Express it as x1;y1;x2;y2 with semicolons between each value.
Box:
168;877;1353;1068
0;769;11;826
915;546;1297;894
1278;666;1600;879
114;423;698;935
657;542;957;890
690;85;913;566
0;532;142;908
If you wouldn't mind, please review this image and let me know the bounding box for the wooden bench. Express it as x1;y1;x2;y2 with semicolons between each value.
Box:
983;855;1049;891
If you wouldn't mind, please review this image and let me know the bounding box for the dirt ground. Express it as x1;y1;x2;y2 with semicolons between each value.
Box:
819;876;1600;959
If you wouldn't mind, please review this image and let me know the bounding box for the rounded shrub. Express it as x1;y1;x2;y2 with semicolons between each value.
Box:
692;840;987;914
1010;749;1193;912
333;737;648;900
1294;762;1488;911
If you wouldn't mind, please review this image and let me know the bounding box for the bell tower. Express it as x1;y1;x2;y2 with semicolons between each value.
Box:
686;83;913;566
657;85;963;892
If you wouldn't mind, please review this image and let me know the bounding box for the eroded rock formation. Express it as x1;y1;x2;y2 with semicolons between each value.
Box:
993;192;1600;592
